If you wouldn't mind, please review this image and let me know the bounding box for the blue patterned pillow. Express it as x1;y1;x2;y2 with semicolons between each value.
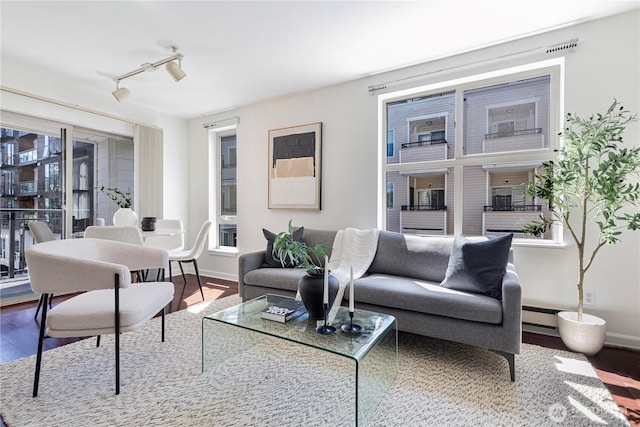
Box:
440;234;513;300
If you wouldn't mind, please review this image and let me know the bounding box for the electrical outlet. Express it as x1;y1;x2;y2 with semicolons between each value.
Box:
584;289;596;306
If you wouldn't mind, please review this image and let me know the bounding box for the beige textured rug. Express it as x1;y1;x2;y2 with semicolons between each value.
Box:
0;295;628;426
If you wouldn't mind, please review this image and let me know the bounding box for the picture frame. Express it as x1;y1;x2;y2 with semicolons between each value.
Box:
268;122;322;210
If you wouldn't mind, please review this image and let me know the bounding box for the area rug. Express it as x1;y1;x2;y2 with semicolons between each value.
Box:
0;295;628;427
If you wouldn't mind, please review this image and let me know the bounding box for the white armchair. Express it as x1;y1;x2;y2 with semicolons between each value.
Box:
26;238;174;396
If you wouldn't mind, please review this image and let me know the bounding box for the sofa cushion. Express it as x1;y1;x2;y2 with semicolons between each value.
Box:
367;231;455;282
440;234;513;300
244;267;308;294
301;228;337;266
262;226;304;268
354;274;503;324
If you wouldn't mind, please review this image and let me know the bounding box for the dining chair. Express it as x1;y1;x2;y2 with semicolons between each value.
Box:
28;221;56;319
144;219;185;251
84;225;144;245
168;220;212;300
26;238;173;396
28;221;56;243
84;225;152;282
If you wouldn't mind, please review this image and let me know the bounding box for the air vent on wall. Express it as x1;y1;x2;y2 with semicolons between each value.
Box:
546;38;579;54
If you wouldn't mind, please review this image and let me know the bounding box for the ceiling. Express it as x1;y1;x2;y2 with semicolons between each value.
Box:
1;1;638;120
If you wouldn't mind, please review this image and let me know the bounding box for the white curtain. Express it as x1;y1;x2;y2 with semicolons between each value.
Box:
135;125;163;219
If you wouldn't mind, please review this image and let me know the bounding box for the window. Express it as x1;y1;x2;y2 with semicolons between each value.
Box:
1;119;134;283
386;130;395;157
209;127;237;251
382;62;560;241
417;189;445;209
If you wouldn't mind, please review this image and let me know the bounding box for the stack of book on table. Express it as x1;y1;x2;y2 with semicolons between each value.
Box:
261;298;307;323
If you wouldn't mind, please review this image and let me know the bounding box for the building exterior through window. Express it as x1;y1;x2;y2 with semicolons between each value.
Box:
384;70;556;240
1;123;134;281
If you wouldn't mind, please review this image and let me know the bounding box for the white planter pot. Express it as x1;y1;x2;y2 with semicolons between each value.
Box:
112;208;138;227
557;311;606;356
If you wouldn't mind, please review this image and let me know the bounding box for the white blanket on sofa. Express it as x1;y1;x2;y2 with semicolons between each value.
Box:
326;227;380;321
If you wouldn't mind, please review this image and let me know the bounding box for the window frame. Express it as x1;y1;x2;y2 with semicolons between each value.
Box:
378;58;564;245
208;125;238;254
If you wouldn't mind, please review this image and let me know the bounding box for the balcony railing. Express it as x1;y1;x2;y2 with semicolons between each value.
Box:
1;208;63;279
18;180;37;195
401;205;447;211
484;128;542;140
401;138;447;149
18;148;37;164
484;204;541;212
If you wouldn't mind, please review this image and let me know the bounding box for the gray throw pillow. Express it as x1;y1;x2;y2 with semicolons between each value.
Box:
262;227;304;268
440;234;513;300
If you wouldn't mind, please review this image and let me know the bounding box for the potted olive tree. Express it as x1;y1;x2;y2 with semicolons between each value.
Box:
524;99;639;355
272;220;336;319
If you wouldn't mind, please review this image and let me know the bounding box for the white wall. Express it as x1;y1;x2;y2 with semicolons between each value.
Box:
190;10;639;348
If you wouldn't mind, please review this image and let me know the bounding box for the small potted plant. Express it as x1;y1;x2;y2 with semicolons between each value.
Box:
272;220;336;319
524;99;639;355
99;186;132;208
98;186;137;226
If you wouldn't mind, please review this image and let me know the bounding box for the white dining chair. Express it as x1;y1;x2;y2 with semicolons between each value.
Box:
144;219;184;251
84;225;148;280
28;221;57;319
168;221;212;300
84;225;144;245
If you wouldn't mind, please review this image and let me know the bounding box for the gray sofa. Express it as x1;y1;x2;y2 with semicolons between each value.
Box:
239;228;521;380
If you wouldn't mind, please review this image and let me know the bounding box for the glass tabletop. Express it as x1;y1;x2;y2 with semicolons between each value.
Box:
204;294;396;362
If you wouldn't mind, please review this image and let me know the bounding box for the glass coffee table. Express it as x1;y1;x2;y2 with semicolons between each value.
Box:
202;294;397;426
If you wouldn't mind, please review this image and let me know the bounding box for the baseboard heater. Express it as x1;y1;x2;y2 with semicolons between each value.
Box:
522;305;562;330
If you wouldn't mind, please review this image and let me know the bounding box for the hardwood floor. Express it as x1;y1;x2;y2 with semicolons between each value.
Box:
1;276;638;426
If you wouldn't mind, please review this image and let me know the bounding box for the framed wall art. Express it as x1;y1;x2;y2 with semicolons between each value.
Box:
268;122;322;210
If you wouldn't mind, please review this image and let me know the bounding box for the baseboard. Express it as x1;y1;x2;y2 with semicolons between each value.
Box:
604;332;640;351
522;305;561;328
523;318;640;351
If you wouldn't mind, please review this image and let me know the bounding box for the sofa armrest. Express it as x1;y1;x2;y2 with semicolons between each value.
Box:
238;251;266;299
501;263;522;353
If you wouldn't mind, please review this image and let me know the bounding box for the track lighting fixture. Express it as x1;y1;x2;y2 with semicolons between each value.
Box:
166;58;186;82
111;48;186;102
112;81;130;102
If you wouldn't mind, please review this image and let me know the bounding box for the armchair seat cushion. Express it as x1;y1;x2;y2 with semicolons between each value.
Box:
46;282;174;338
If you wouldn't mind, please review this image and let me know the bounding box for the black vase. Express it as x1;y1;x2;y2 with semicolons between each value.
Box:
298;272;339;320
141;217;157;231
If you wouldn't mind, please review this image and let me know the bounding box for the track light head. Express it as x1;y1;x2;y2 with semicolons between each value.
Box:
166;60;186;82
112;83;130;102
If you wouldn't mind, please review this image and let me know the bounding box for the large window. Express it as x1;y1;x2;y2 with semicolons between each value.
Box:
382;62;560;241
210;128;237;250
1;119;134;281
